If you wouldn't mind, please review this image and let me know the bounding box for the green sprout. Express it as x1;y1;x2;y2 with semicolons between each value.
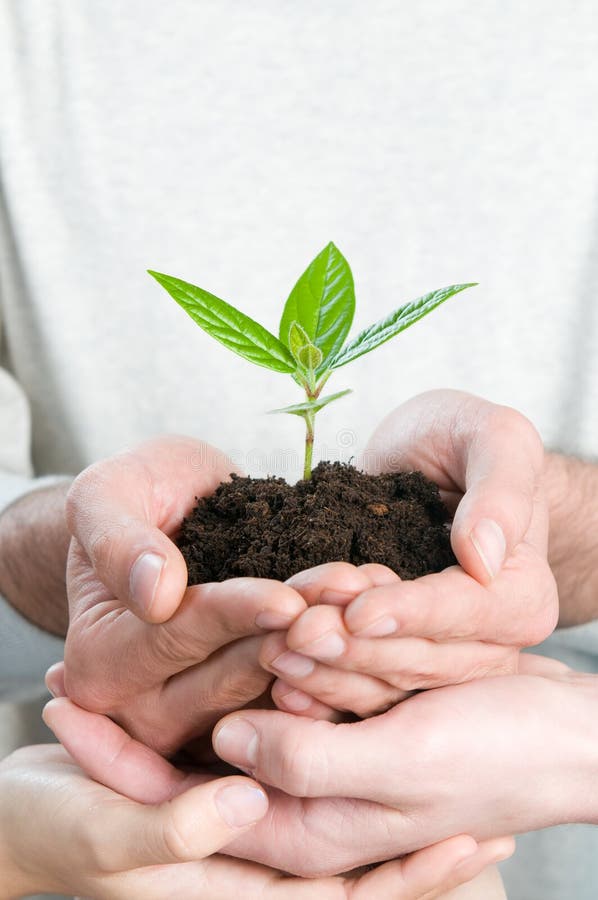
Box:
149;243;476;480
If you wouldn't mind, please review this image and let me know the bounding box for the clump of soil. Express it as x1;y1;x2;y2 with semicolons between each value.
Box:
178;462;455;584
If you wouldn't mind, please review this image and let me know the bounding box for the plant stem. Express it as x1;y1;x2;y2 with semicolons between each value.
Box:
303;410;315;480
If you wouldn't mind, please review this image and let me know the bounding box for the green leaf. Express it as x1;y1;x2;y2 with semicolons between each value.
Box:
148;270;296;374
279;242;355;365
268;388;352;417
329;283;477;370
288;321;323;370
298;344;323;369
288;321;311;362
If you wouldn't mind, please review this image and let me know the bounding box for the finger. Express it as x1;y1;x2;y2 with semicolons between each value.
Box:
66;436;240;622
262;631;406;717
149;578;307;669
45;661;66;698
114;835;512;900
66;575;305;713
450;405;545;584
286;604;518;690
271;679;344;721
213;709;386;799
286;562;375;607
357;563;401;586
95;776;268;869
150;636;273;754
42;697;187;802
354;835;515;900
42;701;269;869
361;391;545;584
343;552;556;646
517;653;572;677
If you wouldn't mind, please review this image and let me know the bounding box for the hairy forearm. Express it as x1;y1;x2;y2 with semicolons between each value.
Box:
544;452;598;627
0;482;71;636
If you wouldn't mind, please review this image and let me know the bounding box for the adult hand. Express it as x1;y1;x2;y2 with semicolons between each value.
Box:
260;391;558;716
212;656;596;875
63;436;308;754
40;697;513;898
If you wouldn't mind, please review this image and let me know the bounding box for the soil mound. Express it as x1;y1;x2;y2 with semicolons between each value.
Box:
178;462;455;583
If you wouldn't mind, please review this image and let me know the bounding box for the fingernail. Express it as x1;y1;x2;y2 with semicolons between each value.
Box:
452;845;481;872
488;837;516;864
470;519;506;579
271;651;315;677
319;589;354;605
278;687;312;711
354;615;398;637
298;631;346;660
46;683;60;699
214;718;259;769
129;552;165;615
215;784;268;827
255;610;294;630
45;667;66;698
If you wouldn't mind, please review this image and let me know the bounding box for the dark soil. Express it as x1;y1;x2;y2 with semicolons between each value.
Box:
178;462;455;584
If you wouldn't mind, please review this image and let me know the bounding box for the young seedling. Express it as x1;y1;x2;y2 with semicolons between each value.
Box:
149;243;476;479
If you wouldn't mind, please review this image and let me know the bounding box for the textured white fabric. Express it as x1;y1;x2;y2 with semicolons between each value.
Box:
1;2;598;897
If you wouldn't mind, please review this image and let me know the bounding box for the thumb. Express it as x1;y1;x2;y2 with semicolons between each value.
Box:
450;407;546;584
93;776;269;871
66;436;239;622
42;698;268;869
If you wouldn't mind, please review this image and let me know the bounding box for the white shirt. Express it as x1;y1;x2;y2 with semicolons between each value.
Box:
1;3;598;896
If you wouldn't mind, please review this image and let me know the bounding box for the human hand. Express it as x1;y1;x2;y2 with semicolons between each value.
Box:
0;730;270;898
260;391;558;717
62;436;308;754
212;655;596;875
39;696;513;898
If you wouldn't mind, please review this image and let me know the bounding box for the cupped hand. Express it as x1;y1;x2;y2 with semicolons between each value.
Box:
212;655;596;875
62;436;308;754
0;726;270;898
262;392;558;716
40;697;513;897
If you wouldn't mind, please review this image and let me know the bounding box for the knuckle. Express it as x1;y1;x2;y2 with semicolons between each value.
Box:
512;568;559;647
487;404;542;456
350;640;379;673
397;670;438;691
276;725;330;796
466;649;518;680
65;460;110;531
195;659;272;719
119;702;180;755
212;666;271;709
353;688;403;718
65;465;94;513
89;527;118;572
153;624;204;666
63;660;113;715
161;802;197;862
393;646;439;691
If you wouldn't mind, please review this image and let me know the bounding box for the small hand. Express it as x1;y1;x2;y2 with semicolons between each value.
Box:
63;436;308;754
1;719;272;898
